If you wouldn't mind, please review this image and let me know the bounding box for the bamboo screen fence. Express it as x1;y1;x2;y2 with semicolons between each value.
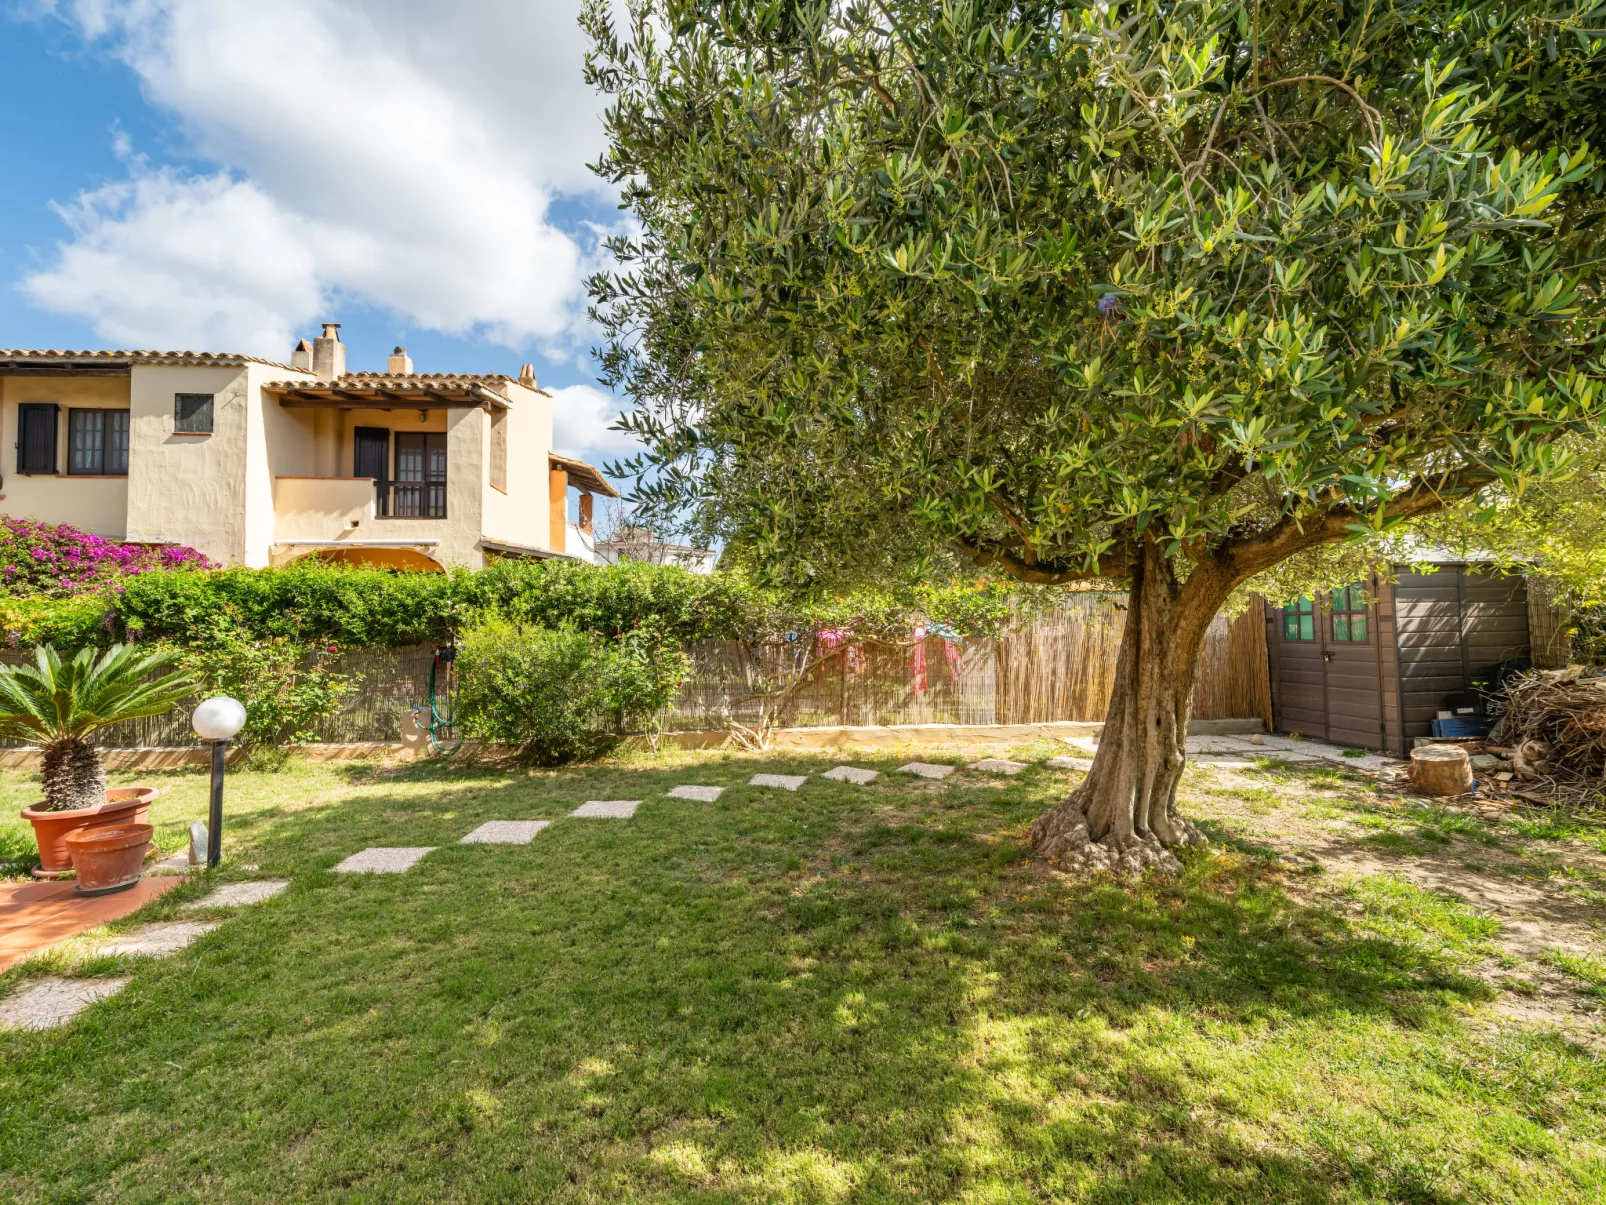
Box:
0;596;1273;748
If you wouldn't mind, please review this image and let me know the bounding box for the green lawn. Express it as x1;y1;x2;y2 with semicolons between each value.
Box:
2;750;1604;1203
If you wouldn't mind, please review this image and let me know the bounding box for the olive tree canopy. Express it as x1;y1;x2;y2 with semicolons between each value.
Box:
585;0;1606;872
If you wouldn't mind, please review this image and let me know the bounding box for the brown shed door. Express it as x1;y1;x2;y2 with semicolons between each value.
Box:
1270;581;1387;749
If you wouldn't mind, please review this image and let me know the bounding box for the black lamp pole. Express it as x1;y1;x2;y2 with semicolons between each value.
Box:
207;739;226;868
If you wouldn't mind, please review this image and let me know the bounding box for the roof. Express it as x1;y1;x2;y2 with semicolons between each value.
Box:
266;375;516;409
549;453;619;497
0;349;301;373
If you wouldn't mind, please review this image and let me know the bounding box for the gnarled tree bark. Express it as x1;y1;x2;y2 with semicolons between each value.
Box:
1029;539;1233;875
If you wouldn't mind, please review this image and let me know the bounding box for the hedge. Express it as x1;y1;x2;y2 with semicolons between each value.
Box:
0;559;1039;651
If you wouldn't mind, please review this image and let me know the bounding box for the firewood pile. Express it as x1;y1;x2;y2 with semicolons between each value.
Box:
1483;667;1606;806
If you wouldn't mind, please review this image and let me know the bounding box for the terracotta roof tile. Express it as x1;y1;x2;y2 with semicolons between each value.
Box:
0;349;300;371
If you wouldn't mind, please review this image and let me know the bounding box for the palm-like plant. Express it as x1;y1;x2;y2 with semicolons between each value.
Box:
0;644;193;811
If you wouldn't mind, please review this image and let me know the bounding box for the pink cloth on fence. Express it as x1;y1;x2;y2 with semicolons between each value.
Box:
911;621;928;695
943;638;963;683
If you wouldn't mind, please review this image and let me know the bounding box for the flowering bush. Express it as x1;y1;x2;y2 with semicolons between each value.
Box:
0;518;213;598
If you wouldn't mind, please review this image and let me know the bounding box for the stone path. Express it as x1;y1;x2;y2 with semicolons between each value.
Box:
570;801;640;818
750;774;807;791
668;785;724;801
969;758;1028;775
332;847;436;874
1046;755;1095;772
184;880;291;909
460;821;549;844
0;977;129;1032
98;920;220;959
899;762;956;780
1055;734;1404;773
823;766;878;785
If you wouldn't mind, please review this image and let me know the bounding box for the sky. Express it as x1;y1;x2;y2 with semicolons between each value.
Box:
0;0;641;470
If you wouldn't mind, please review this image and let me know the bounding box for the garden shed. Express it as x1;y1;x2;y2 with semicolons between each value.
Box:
1263;560;1562;756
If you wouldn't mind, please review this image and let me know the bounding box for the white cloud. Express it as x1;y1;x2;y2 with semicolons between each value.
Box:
548;382;640;463
22;0;616;356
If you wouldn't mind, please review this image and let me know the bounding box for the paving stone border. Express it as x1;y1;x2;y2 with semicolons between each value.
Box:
667;785;724;802
0;977;129;1032
332;848;436;874
570;800;641;818
460;821;550;844
898;762;956;780
182;880;291;910
823;765;879;785
968;758;1028;775
99;921;220;960
749;774;807;791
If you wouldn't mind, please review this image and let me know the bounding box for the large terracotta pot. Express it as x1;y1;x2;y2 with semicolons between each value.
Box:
65;823;153;896
21;787;161;879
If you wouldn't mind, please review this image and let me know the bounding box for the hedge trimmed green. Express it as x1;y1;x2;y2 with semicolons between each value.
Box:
1;560;1044;651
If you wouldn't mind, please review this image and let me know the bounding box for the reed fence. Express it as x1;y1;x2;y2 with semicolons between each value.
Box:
0;595;1272;748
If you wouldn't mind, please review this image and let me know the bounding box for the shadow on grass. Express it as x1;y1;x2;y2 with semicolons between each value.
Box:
1;755;1598;1204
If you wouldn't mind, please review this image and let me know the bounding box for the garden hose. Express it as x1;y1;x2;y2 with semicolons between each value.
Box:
412;645;463;756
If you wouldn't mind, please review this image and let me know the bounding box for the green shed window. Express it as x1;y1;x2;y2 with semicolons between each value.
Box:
1283;596;1315;641
1331;583;1369;642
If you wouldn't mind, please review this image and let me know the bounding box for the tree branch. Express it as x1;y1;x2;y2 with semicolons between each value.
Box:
955;536;1125;586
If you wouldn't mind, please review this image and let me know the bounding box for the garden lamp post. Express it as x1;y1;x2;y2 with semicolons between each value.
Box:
191;696;246;869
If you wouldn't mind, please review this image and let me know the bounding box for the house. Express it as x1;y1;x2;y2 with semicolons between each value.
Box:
1262;558;1567;755
594;525;719;574
0;324;616;570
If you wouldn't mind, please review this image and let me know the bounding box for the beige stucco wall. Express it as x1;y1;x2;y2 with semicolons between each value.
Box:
123;363;259;563
482;382;554;551
0;375;131;538
272;476;376;542
244;362;317;566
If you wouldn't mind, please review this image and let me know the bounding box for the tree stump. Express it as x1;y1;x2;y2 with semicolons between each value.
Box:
1409;744;1474;796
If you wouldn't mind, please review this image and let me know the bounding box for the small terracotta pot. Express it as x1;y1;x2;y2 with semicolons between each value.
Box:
65;823;154;896
21;787;161;879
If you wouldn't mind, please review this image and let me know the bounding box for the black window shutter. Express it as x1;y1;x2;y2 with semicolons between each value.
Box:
17;403;58;475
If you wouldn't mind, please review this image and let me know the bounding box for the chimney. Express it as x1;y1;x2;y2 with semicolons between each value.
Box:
290;339;313;372
518;363;536;389
311;322;345;380
387;346;414;376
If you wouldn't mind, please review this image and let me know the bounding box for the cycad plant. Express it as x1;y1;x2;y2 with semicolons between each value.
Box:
0;644;193;811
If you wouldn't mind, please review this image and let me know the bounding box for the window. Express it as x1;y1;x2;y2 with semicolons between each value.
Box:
1331;583;1369;642
1283;596;1315;641
392;432;447;518
16;403;58;475
174;393;214;433
67;409;129;475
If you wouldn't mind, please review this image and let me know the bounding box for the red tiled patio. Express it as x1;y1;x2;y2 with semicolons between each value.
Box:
0;876;185;971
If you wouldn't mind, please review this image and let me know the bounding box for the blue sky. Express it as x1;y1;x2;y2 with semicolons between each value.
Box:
0;1;638;471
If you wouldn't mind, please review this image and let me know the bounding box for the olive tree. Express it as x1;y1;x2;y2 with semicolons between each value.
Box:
584;0;1606;872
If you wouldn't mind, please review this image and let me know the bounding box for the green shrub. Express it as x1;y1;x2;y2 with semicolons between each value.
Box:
455;618;689;765
163;614;353;763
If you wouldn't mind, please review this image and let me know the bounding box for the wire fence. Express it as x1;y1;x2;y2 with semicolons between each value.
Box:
0;596;1272;748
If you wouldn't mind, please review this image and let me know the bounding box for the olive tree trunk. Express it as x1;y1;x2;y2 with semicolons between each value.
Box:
1030;541;1232;875
40;737;108;812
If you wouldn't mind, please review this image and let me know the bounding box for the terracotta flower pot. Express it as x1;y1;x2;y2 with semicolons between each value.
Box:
21;787;161;879
65;823;154;896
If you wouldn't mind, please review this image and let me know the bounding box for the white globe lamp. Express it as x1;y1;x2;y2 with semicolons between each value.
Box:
192;696;247;867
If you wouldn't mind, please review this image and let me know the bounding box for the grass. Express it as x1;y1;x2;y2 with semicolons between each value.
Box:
2;751;1605;1202
1542;947;1606;998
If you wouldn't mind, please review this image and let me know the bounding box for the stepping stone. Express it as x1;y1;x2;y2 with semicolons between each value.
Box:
0;977;129;1031
570;801;641;818
183;880;290;910
898;762;956;780
1046;756;1095;771
667;785;724;802
823;765;879;785
460;820;550;844
968;758;1028;775
332;848;435;874
98;921;219;959
749;774;807;791
146;850;191;877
